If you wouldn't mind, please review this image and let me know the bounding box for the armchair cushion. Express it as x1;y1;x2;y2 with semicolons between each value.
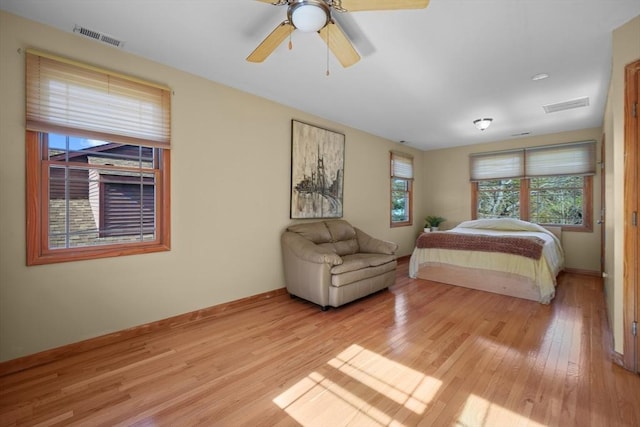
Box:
331;261;397;288
356;228;398;255
325;221;359;256
331;253;396;274
281;232;343;265
288;220;360;256
287;221;332;243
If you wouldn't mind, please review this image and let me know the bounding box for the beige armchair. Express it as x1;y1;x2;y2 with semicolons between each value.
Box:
281;220;399;310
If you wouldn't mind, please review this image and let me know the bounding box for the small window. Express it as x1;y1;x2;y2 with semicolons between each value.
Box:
390;151;413;227
25;50;171;265
28;132;170;264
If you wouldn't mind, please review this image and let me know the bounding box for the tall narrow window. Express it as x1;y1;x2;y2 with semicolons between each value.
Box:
25;50;171;265
390;151;413;227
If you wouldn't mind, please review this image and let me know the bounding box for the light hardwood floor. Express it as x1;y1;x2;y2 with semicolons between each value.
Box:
1;259;639;426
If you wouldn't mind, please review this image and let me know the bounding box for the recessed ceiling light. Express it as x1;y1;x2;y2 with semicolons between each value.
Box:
532;73;550;81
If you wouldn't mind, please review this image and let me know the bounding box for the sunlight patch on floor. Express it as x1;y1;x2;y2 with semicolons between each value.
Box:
456;394;546;427
273;344;442;426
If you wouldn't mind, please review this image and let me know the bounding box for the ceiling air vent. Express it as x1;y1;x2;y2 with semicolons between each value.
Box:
73;25;125;48
542;97;589;114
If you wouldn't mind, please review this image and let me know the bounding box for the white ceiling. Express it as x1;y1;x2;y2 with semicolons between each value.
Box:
1;0;639;151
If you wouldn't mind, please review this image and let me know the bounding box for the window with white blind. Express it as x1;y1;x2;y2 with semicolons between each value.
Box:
391;151;414;227
25;50;171;265
470;141;595;231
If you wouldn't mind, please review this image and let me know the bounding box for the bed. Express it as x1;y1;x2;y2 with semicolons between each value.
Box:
409;218;564;303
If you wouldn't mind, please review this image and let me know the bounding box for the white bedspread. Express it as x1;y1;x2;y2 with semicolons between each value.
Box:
409;218;565;303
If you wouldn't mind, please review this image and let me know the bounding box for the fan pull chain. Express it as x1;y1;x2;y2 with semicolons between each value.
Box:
288;28;293;50
326;24;330;76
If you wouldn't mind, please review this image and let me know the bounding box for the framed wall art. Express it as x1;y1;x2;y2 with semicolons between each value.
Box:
290;120;345;219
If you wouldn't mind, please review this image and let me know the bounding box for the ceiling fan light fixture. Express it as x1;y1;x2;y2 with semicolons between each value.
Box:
473;118;493;131
288;0;330;32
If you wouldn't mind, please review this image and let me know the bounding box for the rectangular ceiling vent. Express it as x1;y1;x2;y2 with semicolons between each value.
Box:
543;97;590;114
73;25;125;48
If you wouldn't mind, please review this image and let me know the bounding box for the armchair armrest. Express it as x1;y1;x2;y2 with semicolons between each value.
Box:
355;228;398;255
281;232;343;265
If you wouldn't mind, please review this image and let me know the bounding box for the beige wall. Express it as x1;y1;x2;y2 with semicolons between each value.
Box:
421;128;603;272
0;11;424;361
603;15;640;355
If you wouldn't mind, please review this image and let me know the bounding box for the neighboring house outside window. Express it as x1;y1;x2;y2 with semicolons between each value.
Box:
390;151;414;227
100;176;155;238
470;141;595;232
46;137;158;247
25;50;171;265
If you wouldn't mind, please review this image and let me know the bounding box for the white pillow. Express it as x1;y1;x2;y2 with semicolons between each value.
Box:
456;218;548;233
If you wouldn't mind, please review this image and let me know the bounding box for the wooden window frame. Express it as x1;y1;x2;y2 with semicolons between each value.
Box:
26;131;171;265
471;175;593;232
390;177;413;228
390;151;414;228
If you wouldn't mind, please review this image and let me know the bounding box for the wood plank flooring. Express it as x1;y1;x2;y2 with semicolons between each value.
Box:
1;259;639;426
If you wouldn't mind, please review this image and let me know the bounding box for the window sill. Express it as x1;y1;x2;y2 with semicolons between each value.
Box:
27;242;170;266
391;222;412;228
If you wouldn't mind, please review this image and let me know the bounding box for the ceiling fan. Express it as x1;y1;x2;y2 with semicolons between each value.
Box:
247;0;430;68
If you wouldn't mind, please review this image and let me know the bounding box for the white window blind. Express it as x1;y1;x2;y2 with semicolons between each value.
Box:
391;151;414;179
470;149;524;181
470;141;597;181
26;50;171;147
525;140;596;177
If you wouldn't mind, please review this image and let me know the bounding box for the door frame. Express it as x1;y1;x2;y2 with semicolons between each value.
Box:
600;136;605;275
622;60;639;373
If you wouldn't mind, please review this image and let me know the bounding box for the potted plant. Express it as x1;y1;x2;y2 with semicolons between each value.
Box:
424;215;446;231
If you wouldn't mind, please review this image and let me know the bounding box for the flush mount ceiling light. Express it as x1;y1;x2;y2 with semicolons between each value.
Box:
288;0;330;32
473;118;493;131
532;73;550;81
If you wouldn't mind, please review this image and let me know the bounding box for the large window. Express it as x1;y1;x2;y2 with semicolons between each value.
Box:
471;141;595;232
391;151;413;227
25;50;171;265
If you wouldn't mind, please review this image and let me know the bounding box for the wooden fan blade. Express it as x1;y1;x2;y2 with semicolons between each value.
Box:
339;0;429;12
247;21;294;63
318;21;360;68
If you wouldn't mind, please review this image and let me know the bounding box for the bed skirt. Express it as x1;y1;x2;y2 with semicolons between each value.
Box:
414;262;548;303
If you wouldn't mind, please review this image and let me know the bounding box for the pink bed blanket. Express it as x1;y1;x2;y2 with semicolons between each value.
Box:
416;232;545;260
